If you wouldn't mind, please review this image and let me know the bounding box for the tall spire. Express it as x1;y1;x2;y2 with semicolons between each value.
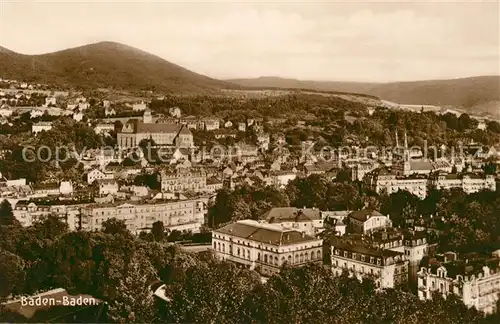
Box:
404;131;408;150
395;131;399;148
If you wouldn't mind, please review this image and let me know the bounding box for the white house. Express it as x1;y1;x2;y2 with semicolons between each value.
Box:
32;122;53;134
73;110;84;122
169;106;182;118
87;168;110;184
348;210;392;234
59;181;74;195
224;120;233;128
262;207;324;236
0;104;13;117
132;101;147;111
96;179;119;196
30;109;44;119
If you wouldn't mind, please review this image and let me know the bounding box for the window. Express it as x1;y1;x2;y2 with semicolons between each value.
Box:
377;259;381;266
344;251;348;258
317;250;321;259
213;242;216;249
361;255;365;262
237;248;240;256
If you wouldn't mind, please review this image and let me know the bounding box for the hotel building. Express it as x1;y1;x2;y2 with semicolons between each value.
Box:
331;237;409;289
80;198;207;234
418;252;500;315
212;219;323;276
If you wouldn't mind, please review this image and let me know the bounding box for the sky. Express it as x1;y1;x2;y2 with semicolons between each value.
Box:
0;0;499;82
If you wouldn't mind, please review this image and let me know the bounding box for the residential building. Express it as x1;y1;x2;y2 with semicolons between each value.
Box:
132;101;147;111
365;168;428;199
32;121;53;134
348;210;392;234
331;238;409;289
206;177;223;192
212;219;323;276
160;169;208;193
94;123;115;134
403;230;428;284
418;253;500;315
80;198;207;234
13;202;83;230
87;168;113;184
428;172;496;194
96;179;118;196
117;121;193;148
351;161;379;181
262;207;324;236
203;118;220;130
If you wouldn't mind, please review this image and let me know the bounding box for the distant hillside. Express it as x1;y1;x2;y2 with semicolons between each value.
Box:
0;42;236;93
229;76;500;117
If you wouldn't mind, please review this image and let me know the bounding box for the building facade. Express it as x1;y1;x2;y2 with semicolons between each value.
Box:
418;255;500;315
212;219;323;277
331;239;409;289
80;198;207;234
117;121;193;148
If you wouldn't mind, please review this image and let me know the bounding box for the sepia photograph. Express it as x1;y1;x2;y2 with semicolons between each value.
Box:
0;0;499;323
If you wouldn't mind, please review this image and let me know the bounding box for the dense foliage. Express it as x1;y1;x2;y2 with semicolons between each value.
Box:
1;211;499;323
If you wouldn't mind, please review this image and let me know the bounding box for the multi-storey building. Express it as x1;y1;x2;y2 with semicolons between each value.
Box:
32;121;53;134
13;201;84;230
331;238;409;289
365;168;428;199
160;169;208;193
428;172;496;194
418;252;500;315
262;207;324;236
117;119;193;148
348;210;392;234
80;198;207;234
212;219;323;276
403;230;428;285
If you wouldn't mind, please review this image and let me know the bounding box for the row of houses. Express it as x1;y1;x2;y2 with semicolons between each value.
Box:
12;196;209;234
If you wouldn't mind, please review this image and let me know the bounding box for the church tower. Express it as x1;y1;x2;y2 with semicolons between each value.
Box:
403;131;411;176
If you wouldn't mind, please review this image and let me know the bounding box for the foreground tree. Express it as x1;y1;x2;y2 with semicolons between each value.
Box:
0;199;16;226
108;253;159;323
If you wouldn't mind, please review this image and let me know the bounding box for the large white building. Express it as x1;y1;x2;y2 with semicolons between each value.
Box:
80;198;207;234
32;121;53;134
212;219;323;276
418;252;500;315
160;169;208;193
331;238;409;289
117;118;193;149
428;172;496;194
365;168;428;199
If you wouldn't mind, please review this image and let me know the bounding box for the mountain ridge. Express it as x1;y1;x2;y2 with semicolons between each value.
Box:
229;76;500;117
0;41;236;93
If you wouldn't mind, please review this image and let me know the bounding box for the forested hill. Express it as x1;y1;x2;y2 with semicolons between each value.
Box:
0;42;237;93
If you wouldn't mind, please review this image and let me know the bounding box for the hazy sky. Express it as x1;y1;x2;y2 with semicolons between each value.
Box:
1;0;499;82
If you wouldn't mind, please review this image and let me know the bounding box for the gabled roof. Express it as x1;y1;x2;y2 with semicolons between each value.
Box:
349;209;385;222
263;207;321;223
